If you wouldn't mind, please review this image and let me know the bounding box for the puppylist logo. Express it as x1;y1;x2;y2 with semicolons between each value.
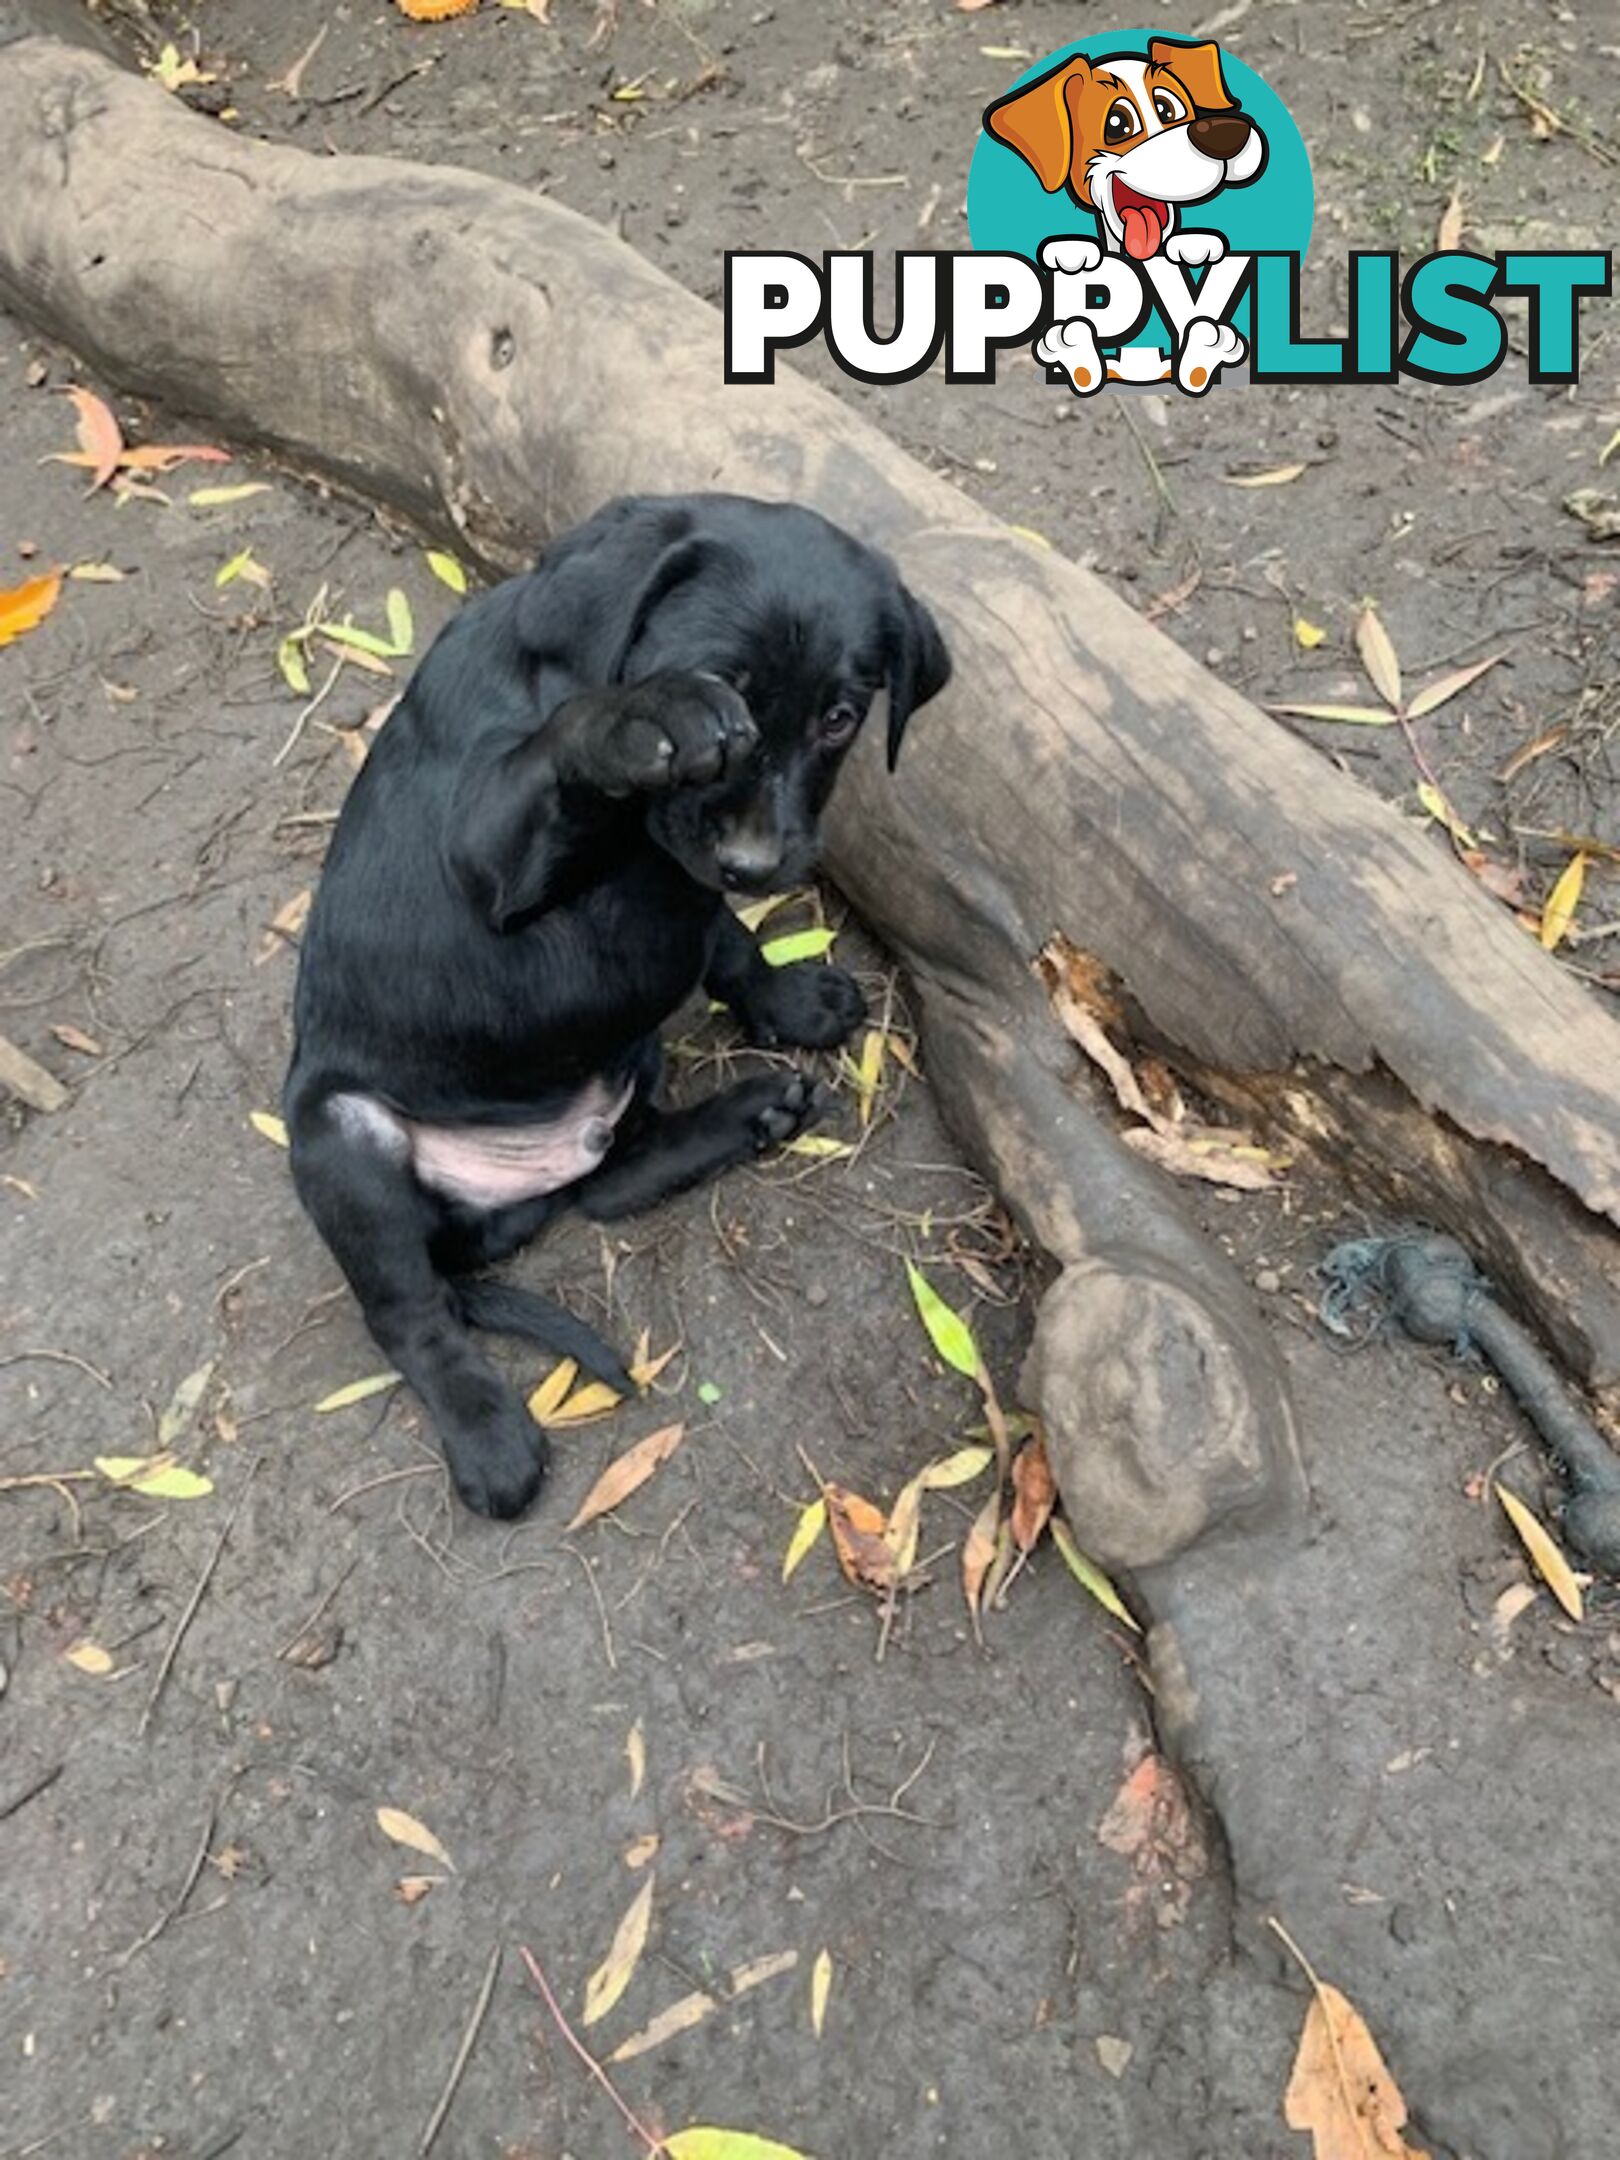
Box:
725;28;1610;396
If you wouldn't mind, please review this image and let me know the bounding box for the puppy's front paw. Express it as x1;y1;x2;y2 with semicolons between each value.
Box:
443;1400;550;1520
1164;230;1227;268
600;673;758;795
1041;236;1103;276
1035;316;1106;396
737;961;866;1050
1177;316;1245;394
731;1070;826;1155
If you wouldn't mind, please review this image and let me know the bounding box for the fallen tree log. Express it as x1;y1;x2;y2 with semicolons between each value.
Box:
1;27;1617;1562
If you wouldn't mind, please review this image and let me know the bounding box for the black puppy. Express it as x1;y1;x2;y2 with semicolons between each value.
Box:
284;493;950;1518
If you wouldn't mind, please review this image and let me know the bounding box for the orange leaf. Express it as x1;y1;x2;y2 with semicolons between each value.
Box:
395;0;479;15
567;1422;685;1530
0;570;63;649
824;1483;896;1593
60;386;124;488
961;1489;999;1619
1009;1436;1056;1552
117;443;231;473
1283;1975;1429;2158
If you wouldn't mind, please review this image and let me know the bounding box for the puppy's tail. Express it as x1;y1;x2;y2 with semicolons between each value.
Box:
454;1279;633;1396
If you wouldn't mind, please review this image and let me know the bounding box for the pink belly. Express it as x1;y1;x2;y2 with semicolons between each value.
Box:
405;1076;633;1210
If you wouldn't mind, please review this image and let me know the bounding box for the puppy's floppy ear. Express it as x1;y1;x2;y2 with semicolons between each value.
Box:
516;497;716;684
885;585;951;773
1149;36;1236;113
983;56;1090;193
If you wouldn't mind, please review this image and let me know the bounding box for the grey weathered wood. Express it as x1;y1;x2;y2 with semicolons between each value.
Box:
0;36;1615;1559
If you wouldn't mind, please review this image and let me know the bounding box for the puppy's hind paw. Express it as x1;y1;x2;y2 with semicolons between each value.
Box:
733;1070;826;1154
444;1403;549;1521
1177;316;1246;394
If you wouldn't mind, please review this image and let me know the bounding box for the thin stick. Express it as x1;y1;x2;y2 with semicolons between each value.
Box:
0;1349;113;1390
562;1542;618;1672
0;1761;63;1824
419;1941;503;2156
273;654;344;768
140;1456;261;1736
275;1558;356;1659
327;1463;439;1512
516;1944;665;2156
113;1799;219;1967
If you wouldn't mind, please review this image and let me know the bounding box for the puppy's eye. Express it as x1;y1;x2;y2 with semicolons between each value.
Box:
1104;99;1138;143
819;701;861;747
1152;88;1187;125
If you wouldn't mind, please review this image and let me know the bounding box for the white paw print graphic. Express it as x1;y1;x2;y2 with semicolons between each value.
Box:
1176;317;1246;394
1035;315;1106;396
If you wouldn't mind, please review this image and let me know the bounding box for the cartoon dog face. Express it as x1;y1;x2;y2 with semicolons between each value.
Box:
984;37;1266;261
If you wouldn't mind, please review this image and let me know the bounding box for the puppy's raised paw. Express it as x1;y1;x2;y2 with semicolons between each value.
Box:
737;960;866;1050
1036;316;1106;397
1164;230;1228;268
1040;235;1103;277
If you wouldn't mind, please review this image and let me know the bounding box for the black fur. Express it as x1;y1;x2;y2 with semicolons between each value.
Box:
284;493;950;1519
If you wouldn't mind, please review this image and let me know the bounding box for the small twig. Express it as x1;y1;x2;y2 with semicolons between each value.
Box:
273;654;344;768
0;1348;113;1390
113;1799;219;1967
0;1762;64;1825
327;1463;439;1512
358;55;438;119
275;1559;356;1659
562;1542;618;1672
267;21;328;98
419;1942;503;2156
517;1944;666;2156
140;1456;261;1736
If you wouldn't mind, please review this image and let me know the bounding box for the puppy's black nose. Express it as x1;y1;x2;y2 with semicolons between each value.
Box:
1189;111;1252;161
717;848;782;893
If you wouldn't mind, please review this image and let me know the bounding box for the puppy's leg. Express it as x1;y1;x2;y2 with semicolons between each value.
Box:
578;1073;825;1221
705;907;865;1049
289;1101;548;1520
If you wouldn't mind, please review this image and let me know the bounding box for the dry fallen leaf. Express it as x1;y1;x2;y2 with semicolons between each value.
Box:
583;1874;654;2027
375;1806;454;1870
625;1832;660;1871
608;1985;717;2064
251;1110;289;1148
395;1875;442;1905
95;1455;214;1501
158;1360;217;1450
1282;1963;1429;2159
1354;605;1403;712
854;1027;886;1128
58;386;123;487
1010;1436;1056;1552
1098;1748;1208;1929
0;570;63;649
825;1483;897;1593
810;1948;832;2038
1496;1482;1584;1621
65;1640;114;1676
1222;462;1308;487
256;888;312;964
1404;650;1506;718
962;1488;1000;1623
314;1372;401;1414
626;1720;646;1800
782;1496;827;1581
1293;616;1327;650
396;0;480;16
1437;188;1465;252
568;1422;685;1530
628;1333;680;1390
49;1022;103;1058
1539;852;1587;953
1121;1124;1283;1191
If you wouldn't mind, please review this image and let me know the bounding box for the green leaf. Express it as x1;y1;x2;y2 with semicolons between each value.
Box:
425;549;468;594
385;587;414;656
1051;1519;1139;1632
321;618;398;661
215;548;255;588
904;1261;979;1379
188;482;270;507
761;928;835;967
782;1497;826;1581
95;1456;215;1501
277;637;311;697
314;1372;401;1414
784;1135;853;1160
664;2134;815;2160
697;1381;722;1406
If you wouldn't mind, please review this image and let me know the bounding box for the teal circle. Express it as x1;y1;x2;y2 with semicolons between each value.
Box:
967;28;1313;263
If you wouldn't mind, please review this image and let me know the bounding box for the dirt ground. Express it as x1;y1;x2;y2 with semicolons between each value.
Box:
2;2;1617;2157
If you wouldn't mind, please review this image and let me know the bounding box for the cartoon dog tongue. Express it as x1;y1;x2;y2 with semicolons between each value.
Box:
1115;185;1169;260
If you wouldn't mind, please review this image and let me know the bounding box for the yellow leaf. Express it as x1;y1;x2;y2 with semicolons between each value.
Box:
625;1832;660;1870
782;1496;827;1581
216;548;268;590
627;1720;646;1800
548;1380;622;1426
567;1422;685;1529
904;1261;980;1378
732;890;800;932
1051;1519;1140;1631
375;1806;454;1870
1283;1969;1429;2159
1222;462;1308;487
1495;1483;1583;1621
762;927;835;967
1354;604;1403;711
68;562;126;583
810;1949;832;2038
1292;616;1327;650
0;571;64;649
608;1986;717;2064
276;637;311;697
628;1337;681;1390
883;1474;925;1578
65;1640;114;1675
1539;852;1586;952
425;549;468;593
582;1874;654;2027
250;1110;289;1147
855;1028;886;1129
921;1445;994;1490
663;2132;814;2160
396;0;480;16
188;483;270;507
314;1372;401;1413
527;1358;579;1422
1414;782;1476;850
95;1455;215;1501
385;587;415;656
1269;703;1399;726
1437;187;1465;252
784;1136;853;1160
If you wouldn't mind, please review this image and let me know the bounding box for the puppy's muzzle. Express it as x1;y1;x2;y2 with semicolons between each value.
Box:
1188;111;1252;161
